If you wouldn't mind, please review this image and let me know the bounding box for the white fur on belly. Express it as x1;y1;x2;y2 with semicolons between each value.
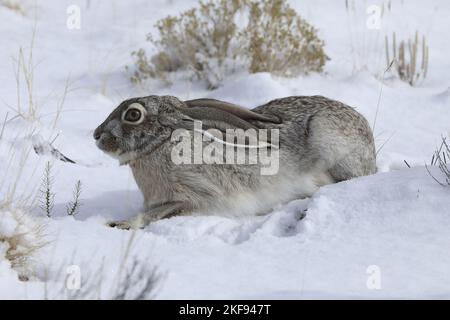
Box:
200;169;334;217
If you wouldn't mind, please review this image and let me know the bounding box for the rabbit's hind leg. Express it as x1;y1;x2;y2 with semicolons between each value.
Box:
329;151;376;182
306;114;376;183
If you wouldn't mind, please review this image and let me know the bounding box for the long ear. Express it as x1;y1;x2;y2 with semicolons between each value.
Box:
184;98;282;124
177;105;259;132
176;106;276;150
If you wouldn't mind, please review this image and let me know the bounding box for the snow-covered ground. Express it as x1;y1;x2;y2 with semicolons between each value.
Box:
0;0;450;299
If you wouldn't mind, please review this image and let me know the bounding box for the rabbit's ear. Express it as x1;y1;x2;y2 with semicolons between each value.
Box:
184;98;282;124
177;105;258;133
176;106;276;149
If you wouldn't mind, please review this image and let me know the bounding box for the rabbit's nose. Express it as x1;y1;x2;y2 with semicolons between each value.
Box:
93;128;102;140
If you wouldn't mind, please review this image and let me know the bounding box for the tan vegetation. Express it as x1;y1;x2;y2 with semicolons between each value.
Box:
131;0;328;89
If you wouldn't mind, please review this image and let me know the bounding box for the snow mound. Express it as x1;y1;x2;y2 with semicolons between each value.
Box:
142;166;450;299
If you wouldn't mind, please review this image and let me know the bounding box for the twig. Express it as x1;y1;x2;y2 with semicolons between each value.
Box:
375;131;396;156
426;136;450;187
66;180;82;216
39;161;55;217
373;60;394;134
403;160;411;168
425;163;446;187
0;112;8;139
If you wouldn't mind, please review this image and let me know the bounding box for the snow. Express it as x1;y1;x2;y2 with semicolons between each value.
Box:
0;211;20;238
0;0;450;299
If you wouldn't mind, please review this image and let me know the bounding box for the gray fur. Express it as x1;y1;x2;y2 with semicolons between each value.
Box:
94;95;376;229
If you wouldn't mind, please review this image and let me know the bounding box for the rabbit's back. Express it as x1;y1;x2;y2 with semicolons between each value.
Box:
251;95;377;181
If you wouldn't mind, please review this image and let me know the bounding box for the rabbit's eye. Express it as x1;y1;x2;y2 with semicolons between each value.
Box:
125;109;141;122
122;103;147;124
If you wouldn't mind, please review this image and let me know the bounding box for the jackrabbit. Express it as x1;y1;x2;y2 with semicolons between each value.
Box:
94;95;376;229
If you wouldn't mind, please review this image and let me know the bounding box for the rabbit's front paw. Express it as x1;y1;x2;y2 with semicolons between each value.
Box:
107;214;147;230
107;220;134;230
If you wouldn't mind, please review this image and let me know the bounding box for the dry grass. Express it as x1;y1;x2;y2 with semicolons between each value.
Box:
56;256;160;300
0;139;37;207
385;31;429;86
0;204;47;281
427;137;450;186
41;232;161;300
4;24;73;126
344;0;391;75
0;21;77;288
131;0;328;89
4;18;39;122
0;130;47;281
0;0;26;16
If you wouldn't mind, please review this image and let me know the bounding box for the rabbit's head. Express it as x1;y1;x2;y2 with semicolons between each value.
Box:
94;95;180;164
94;95;281;164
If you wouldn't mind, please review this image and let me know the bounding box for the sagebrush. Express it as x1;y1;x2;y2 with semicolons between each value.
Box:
0;0;26;15
0;205;46;281
131;0;328;89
